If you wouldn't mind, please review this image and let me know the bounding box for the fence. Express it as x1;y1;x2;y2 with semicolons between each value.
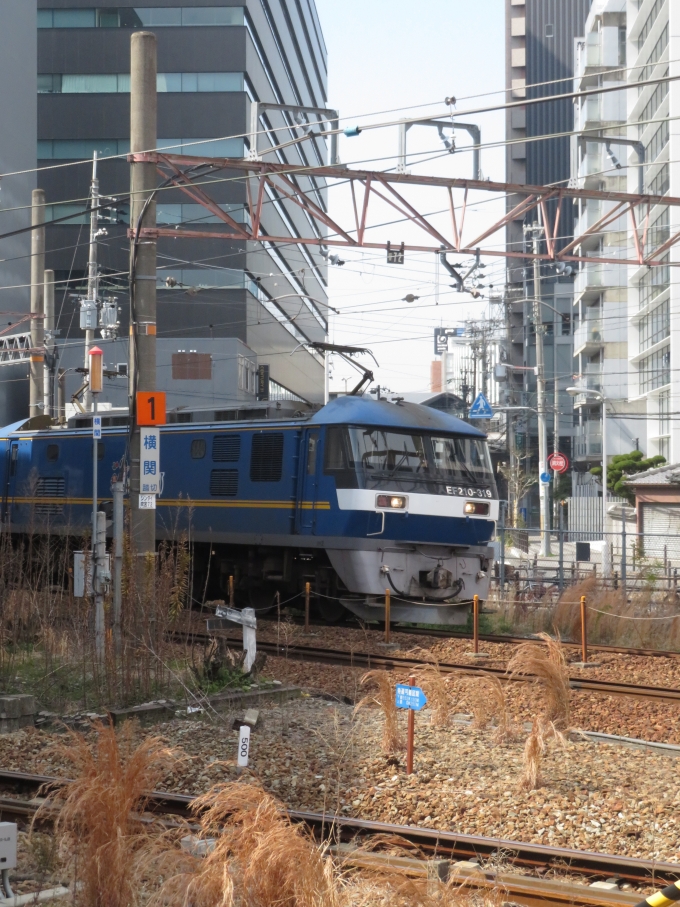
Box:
566;494;628;539
495;524;680;597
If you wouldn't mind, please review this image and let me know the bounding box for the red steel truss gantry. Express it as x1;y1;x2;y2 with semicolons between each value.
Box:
129;153;680;268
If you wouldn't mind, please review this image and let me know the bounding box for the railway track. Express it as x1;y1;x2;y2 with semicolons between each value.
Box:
0;769;675;907
175;631;680;705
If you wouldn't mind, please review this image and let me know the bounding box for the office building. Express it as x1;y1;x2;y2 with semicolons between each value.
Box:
0;1;37;423
37;0;330;409
503;0;591;525
572;0;643;490
626;0;675;461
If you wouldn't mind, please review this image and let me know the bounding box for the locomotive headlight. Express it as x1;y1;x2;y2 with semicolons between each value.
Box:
465;501;490;515
376;494;407;510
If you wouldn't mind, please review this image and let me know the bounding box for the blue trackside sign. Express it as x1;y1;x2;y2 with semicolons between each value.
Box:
395;684;427;711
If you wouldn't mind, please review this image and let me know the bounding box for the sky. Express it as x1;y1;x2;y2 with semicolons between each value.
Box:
313;0;506;395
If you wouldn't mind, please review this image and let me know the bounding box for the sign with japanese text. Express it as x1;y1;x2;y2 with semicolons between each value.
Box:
395;684;427;711
93;416;102;440
140;427;160;494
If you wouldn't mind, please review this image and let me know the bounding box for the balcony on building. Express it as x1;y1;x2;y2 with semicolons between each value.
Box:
574;261;624;303
573;316;603;356
574;419;603;460
571;364;603;408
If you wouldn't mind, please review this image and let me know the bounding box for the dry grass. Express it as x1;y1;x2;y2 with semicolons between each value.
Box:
415;664;453;726
519;717;567;791
35;720;178;907
507;632;570;729
356;670;404;753
456;672;512;741
149;781;340;907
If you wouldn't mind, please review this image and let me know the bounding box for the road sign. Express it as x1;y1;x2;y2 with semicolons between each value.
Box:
468;392;494;419
139;494;156;509
137;391;166;426
140;427;160;494
434;327;465;355
540;472;551;484
548;452;569;474
92;416;102;440
395;684;427;711
237;725;251;767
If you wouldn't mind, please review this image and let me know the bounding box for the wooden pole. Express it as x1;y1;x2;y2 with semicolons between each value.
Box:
305;581;311;633
406;676;415;775
473;594;479;654
580;595;588;664
385;588;391;643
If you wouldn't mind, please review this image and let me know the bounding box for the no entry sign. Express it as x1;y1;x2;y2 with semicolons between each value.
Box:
548;452;569;474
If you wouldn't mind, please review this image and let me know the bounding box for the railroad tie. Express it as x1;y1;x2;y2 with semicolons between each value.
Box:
636;880;680;907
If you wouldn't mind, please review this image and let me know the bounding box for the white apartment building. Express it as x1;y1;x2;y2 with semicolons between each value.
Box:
572;0;645;483
626;0;676;462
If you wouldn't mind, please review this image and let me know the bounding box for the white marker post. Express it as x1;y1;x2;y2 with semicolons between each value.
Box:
237;725;251;767
211;605;257;672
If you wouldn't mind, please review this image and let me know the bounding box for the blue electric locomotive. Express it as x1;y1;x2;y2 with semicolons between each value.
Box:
0;395;497;624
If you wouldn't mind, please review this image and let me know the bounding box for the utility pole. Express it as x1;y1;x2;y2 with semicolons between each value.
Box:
129;31;158;560
530;226;551;556
29;189;45;418
82;152;100;412
43;270;55;418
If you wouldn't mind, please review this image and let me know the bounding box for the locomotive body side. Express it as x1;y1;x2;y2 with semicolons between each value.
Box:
0;397;498;624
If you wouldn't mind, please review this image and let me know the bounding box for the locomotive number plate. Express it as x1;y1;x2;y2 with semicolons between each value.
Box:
445;486;493;499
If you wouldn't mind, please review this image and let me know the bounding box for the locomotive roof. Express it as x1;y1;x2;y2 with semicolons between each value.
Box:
311;396;486;438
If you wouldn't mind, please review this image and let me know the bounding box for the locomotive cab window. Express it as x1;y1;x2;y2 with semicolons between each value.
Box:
9;446;18;476
307;432;319;475
46;444;59;461
191;438;206;459
324;425;496;496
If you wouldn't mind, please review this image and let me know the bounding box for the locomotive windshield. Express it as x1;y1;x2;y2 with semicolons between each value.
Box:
324;426;497;495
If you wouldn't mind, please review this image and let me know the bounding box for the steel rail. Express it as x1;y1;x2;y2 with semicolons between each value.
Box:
0;770;676;893
172;632;680;704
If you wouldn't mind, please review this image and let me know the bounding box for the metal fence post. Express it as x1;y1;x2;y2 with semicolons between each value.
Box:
499;502;506;599
473;594;480;654
558;501;565;593
580;595;588;664
621;518;627;595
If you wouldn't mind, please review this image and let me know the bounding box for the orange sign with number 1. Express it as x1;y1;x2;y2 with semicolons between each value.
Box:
136;392;166;426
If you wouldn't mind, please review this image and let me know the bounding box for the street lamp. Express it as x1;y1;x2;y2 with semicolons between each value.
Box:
566;385;610;576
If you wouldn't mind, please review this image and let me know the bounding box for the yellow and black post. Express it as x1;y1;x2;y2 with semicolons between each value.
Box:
635;880;680;907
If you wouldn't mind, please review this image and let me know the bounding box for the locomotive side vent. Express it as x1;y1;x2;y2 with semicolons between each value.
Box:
210;469;239;496
250;433;284;482
35;476;65;515
212;434;241;462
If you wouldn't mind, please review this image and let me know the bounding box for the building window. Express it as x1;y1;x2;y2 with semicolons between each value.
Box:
639;299;669;352
658;437;670;460
647;163;669;196
659;389;670;437
646;118;669;163
38;8;244;28
172;352;212;380
637;0;666;50
238;356;257;395
38;137;244;160
638;253;669;309
38;72;243;94
636;24;668;81
639;345;670;393
638;70;668;131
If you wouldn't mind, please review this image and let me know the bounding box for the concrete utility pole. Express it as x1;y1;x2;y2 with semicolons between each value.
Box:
129;31;158;560
43;270;55;417
83;153;100;411
29;189;45;418
530;227;551;556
